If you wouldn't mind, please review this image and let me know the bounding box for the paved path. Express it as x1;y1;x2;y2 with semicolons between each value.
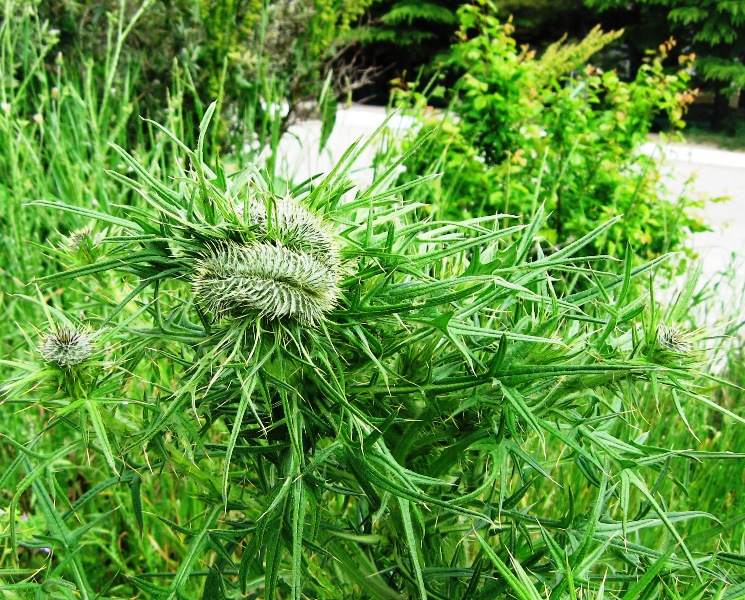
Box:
282;106;745;320
279;105;410;185
645;138;745;261
644;139;745;323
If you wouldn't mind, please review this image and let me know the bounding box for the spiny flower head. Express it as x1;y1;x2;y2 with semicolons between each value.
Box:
66;225;93;250
194;195;343;326
192;242;341;326
63;225;104;252
40;326;94;367
239;195;341;268
656;324;691;354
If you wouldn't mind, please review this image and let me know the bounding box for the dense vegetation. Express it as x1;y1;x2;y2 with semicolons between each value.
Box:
0;1;743;598
382;3;706;261
358;0;745;134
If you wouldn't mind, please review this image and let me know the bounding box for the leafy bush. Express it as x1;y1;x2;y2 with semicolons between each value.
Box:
387;0;706;261
2;105;743;598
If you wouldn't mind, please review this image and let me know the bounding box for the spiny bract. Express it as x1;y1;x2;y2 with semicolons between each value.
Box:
656;324;691;354
239;196;340;267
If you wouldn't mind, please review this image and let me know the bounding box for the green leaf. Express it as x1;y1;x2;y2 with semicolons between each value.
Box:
166;505;221;599
399;497;427;600
624;546;676;600
475;532;543;600
29;200;142;232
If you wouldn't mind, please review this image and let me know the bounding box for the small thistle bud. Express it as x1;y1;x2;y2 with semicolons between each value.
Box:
65;225;93;251
656;325;691;354
40;327;94;367
192;241;341;326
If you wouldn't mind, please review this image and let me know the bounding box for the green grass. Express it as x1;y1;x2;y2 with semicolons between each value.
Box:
0;1;744;598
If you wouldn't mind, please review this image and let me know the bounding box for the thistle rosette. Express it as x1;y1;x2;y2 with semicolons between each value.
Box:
192;196;341;326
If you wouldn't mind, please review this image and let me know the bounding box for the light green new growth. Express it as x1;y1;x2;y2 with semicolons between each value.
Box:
535;25;624;86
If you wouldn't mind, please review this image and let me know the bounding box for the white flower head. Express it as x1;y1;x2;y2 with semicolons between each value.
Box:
656;324;691;354
40;327;94;367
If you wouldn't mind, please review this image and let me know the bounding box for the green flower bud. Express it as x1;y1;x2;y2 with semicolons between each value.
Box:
241;196;340;268
656;324;691;354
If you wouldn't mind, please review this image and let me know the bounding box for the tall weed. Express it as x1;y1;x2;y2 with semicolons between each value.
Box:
0;1;742;597
1;105;742;597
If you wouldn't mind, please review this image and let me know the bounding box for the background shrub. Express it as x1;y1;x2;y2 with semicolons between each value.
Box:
33;0;373;147
385;0;706;263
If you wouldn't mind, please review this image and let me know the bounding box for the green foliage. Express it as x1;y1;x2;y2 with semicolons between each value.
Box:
354;0;459;51
668;0;745;91
381;1;456;26
196;0;264;101
1;1;744;598
2;99;744;597
587;0;745;94
357;0;458;42
0;105;736;598
308;0;374;55
261;0;375;94
494;0;586;33
388;0;705;261
444;11;536;165
32;0;372;148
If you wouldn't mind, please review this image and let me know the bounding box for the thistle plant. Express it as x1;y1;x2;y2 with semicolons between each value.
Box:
0;299;138;598
10;104;742;598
